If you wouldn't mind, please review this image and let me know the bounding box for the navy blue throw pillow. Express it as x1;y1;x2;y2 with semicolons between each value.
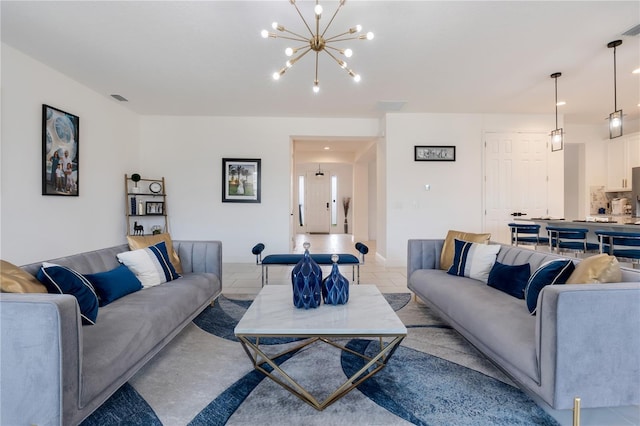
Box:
36;262;99;325
85;265;142;306
487;261;531;299
524;259;575;314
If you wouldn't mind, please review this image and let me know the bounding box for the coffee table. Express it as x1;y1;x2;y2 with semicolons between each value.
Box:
234;285;407;410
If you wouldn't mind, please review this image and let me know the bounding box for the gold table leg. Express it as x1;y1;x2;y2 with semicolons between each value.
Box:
237;335;405;411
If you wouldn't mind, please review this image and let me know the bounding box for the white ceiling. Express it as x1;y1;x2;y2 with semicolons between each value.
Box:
2;1;639;129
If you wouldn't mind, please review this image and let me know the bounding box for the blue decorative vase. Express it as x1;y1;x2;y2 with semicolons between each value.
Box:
322;254;349;305
291;242;322;309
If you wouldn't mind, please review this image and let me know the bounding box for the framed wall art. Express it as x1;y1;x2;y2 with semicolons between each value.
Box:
414;145;456;162
42;104;80;196
145;201;164;215
222;158;261;203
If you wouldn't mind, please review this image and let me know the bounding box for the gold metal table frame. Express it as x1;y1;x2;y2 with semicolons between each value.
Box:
236;334;405;411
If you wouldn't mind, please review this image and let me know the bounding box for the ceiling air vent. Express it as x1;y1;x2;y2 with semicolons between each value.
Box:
110;94;128;102
622;24;640;36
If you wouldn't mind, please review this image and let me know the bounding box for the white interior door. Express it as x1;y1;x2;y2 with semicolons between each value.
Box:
484;132;549;244
305;173;331;233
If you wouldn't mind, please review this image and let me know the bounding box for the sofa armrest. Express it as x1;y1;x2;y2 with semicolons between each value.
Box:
0;293;82;425
173;240;222;279
407;239;444;279
536;283;640;409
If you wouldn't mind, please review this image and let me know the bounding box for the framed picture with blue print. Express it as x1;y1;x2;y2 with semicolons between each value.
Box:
42;104;80;196
414;145;455;162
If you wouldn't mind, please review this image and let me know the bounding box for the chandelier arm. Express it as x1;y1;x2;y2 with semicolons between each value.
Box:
325;35;367;43
291;1;315;37
323;49;344;66
273;34;309;43
280;27;313;41
324;31;358;42
315;51;319;84
288;48;313;67
324;45;348;55
321;2;344;38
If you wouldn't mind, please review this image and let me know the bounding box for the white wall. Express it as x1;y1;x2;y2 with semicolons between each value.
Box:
381;112;561;266
1;44;140;264
138;116;379;262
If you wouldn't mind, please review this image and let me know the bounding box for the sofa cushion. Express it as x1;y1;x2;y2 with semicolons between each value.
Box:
565;254;621;284
488;261;530;299
127;233;182;274
79;272;217;407
85;265;142;306
36;262;99;325
1;260;47;293
440;230;491;271
447;239;500;283
524;259;574;314
116;241;180;288
409;268;539;383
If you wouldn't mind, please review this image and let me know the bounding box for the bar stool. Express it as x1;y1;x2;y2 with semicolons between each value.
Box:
546;226;599;256
595;230;640;268
508;223;549;249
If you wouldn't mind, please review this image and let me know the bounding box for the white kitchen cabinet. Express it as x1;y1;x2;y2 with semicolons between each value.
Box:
607;132;640;191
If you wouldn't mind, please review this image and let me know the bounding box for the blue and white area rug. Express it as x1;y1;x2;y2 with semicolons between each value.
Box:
82;293;559;426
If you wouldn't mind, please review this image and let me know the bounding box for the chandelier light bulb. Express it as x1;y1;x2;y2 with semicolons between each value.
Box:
313;81;320;93
272;22;278;30
355;25;362;32
366;32;374;40
286;60;293;68
272;72;281;80
285;47;293;56
261;30;269;38
339;60;347;69
344;48;353;58
314;4;323;16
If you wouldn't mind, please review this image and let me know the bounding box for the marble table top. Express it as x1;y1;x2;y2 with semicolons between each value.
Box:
234;285;407;337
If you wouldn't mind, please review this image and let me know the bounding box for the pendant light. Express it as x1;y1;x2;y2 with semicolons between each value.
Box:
550;72;563;152
607;40;623;139
315;163;325;177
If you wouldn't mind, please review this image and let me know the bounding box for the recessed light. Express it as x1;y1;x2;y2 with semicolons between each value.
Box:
556;101;566;106
324;146;330;150
633;68;640;74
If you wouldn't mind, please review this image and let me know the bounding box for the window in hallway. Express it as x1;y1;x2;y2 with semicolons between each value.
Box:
331;175;338;226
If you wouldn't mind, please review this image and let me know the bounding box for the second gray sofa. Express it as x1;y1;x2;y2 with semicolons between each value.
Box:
0;240;222;426
407;239;640;410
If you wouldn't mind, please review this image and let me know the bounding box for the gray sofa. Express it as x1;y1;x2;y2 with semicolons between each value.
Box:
407;239;640;410
0;240;222;426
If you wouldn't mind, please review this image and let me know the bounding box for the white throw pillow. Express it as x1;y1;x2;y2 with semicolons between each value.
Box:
446;239;501;283
116;242;180;288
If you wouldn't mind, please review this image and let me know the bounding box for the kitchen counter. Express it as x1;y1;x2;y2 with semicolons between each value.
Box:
524;218;640;244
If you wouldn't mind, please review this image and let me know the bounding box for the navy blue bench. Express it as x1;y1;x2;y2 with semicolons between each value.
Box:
251;242;369;286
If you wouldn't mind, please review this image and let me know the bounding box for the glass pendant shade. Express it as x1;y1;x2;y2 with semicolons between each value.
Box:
551;129;564;152
609;110;623;139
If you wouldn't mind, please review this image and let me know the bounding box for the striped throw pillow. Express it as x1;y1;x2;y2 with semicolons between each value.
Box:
117;241;181;288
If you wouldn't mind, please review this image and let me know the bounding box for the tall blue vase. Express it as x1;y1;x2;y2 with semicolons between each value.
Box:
322;254;349;305
291;242;322;309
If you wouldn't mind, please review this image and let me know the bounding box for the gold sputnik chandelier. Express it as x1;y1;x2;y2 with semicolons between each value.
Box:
261;0;374;93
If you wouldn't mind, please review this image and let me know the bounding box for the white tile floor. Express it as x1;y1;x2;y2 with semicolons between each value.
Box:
222;234;640;426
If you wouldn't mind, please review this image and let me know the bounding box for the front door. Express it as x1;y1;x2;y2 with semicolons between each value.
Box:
305;172;331;234
484;132;549;244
